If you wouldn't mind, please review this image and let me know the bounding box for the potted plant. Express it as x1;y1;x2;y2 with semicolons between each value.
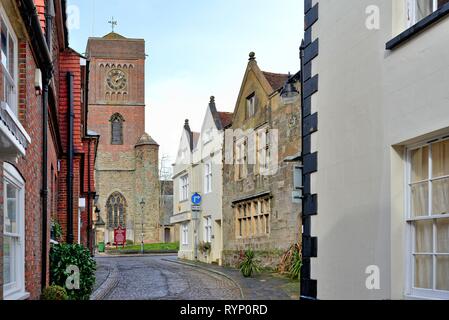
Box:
199;241;212;256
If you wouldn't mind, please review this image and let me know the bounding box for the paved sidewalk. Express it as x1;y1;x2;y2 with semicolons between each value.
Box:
163;256;299;300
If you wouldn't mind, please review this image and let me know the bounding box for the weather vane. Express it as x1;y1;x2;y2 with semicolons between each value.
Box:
108;17;117;32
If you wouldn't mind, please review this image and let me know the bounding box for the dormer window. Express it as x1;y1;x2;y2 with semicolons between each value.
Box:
246;93;256;119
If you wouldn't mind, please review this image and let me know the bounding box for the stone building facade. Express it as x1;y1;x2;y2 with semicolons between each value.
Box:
222;53;302;269
86;32;161;245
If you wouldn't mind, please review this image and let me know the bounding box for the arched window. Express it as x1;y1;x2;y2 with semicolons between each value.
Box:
110;113;124;145
106;192;127;229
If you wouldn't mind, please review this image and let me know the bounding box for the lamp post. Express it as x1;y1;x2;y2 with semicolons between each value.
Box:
140;198;145;254
280;72;300;105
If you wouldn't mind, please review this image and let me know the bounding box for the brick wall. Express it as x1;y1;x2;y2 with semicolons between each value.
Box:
15;41;47;299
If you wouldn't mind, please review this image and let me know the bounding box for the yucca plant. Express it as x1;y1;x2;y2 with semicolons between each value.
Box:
289;248;302;280
239;249;261;278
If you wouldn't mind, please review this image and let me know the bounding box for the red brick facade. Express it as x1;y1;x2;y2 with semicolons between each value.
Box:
0;0;98;300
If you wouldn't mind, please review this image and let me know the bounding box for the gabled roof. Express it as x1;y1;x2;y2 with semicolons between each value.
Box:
262;71;289;91
102;32;127;40
218;112;233;128
230;52;289;121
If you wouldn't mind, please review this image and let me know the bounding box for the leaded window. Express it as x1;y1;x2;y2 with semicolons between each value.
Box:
106;192;127;229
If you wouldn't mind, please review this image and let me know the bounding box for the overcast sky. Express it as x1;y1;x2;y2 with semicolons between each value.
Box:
67;0;303;169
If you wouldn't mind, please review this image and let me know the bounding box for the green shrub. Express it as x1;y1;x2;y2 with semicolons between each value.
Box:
41;285;68;300
239;249;261;278
126;240;134;245
51;220;63;242
50;243;96;300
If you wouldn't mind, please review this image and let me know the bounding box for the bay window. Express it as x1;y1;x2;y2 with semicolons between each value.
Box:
3;162;27;300
0;8;18;116
407;138;449;299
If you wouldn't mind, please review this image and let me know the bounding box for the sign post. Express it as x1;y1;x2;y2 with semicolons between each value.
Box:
191;193;202;260
114;226;126;249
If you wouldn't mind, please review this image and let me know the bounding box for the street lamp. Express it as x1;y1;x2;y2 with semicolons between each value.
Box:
280;72;300;105
140;198;145;254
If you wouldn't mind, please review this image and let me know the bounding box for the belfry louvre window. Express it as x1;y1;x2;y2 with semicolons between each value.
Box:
110;113;124;145
235;198;271;239
407;0;449;26
107;192;127;229
407;138;449;299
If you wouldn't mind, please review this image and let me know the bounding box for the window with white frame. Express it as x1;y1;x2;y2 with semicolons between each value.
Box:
407;0;449;27
3;162;27;300
407;138;449;299
180;174;189;201
204;162;212;194
204;216;212;243
0;7;18;116
181;223;189;245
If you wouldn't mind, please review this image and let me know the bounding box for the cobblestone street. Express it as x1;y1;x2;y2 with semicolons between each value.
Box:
94;255;242;300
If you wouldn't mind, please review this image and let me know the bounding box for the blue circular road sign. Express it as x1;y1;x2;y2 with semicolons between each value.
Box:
191;193;202;205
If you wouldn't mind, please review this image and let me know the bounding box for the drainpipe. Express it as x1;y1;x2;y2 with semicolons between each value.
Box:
86;59;92;254
67;72;74;244
87;138;92;252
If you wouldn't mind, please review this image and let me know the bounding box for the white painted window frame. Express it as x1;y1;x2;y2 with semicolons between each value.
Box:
406;0;440;27
204;162;212;194
405;136;449;300
180;174;189;201
0;5;18;117
3;162;28;300
181;223;189;245
204;216;212;243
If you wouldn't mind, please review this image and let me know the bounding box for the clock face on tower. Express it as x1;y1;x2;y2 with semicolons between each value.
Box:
106;69;127;91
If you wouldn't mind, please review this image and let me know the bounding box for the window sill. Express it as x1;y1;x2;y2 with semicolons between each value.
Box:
3;291;30;301
386;4;449;50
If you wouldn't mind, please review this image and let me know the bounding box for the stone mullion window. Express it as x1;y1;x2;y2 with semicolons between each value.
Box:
235;198;271;239
106;192;127;229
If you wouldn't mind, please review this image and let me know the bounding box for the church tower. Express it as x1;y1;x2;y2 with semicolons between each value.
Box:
86;30;161;245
